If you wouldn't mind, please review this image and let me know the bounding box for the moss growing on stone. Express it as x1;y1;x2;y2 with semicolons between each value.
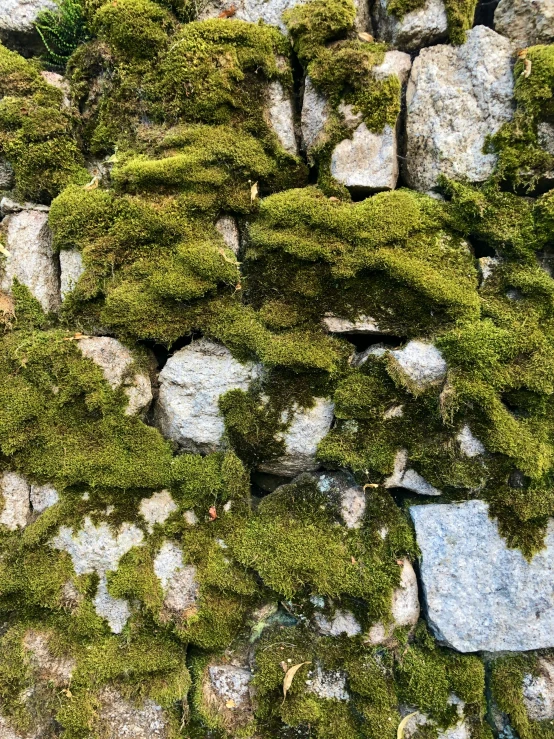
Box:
92;0;175;59
385;0;478;45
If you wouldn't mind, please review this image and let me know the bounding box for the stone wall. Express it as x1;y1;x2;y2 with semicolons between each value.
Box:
0;0;554;737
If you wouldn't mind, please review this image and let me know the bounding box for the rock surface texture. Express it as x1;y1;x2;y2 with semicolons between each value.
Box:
155;339;260;452
495;0;554;47
411;501;554;652
405;26;515;192
373;0;448;50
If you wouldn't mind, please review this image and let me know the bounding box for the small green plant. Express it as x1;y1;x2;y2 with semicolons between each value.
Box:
35;0;89;68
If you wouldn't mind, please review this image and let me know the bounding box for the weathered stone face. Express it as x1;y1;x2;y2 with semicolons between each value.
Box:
495;0;554;47
155;339;260;453
411;501;554;652
405;26;515;192
373;0;448;50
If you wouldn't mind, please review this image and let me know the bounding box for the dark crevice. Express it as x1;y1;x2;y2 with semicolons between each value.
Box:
251;470;292;496
470;238;497;259
337;332;408;352
138;332;200;370
473;0;500;29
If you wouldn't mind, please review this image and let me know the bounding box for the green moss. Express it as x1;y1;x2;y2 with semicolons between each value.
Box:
491;653;554;739
0;44;46;97
93;0;174;59
488;45;554;191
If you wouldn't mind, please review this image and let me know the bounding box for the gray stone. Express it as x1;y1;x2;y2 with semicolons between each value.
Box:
495;0;554;47
385;450;442;495
0;0;56;38
372;49;413;85
155;339;260;453
314;609;362;637
23;629;75;685
301;76;331;153
208;665;252;708
59;249;85;300
200;0;369;34
77;336;153;417
305;664;349;701
93;576;131;634
0;158;14;189
95;687;170;739
523;657;554;720
139;490;177;533
258;398;334;476
411;500;554;652
0;715;30;739
0;197;49;215
479;255;502;283
1;207;60;313
331;123;399;194
0;471;30;530
390;340;447;389
266;80;298;155
456;425;485;458
51;517;144;632
373;0;448;50
315;470;366;528
322;314;383;334
30;483;59;513
401;698;469;739
215;215;240;255
153;540;199;614
405;26;515;193
367;558;420;644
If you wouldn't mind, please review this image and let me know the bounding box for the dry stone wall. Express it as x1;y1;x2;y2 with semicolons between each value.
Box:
0;0;554;737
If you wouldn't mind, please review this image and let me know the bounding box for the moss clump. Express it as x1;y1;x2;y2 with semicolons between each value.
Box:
488;45;554;192
0;47;88;202
92;0;174;59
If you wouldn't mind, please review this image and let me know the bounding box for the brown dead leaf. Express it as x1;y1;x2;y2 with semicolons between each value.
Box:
250;181;259;202
363;483;379;490
328;196;340;202
280;661;288;673
0;293;14;316
83;175;99;191
523;58;532;78
351;556;357;564
208;506;218;521
282;662;310;703
397;712;417;739
225;699;236;708
219;4;236;17
358;32;374;43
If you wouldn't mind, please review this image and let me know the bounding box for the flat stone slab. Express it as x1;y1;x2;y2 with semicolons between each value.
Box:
411;500;554;653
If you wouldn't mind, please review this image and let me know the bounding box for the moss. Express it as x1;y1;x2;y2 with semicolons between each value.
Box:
490;652;554;739
488;45;554;191
0;44;46;98
0;86;88;203
93;0;175;59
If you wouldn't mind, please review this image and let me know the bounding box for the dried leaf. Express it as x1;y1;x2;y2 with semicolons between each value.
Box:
282;662;311;703
523;58;532;78
208;506;217;521
328;196;340;202
250;181;259;202
225;699;236;708
0;244;11;257
280;661;288;673
363;483;379;490
397;712;417;739
358;32;374;42
219;4;236;16
83;175;99;191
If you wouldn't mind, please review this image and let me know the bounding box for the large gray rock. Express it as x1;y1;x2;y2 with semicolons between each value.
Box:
258;397;334;476
373;0;448;50
77;336;153;417
155;339;260;453
0;207;60;313
495;0;554;47
405;26;515;193
200;0;369;34
411;500;554;652
301;76;330;153
0;0;56;45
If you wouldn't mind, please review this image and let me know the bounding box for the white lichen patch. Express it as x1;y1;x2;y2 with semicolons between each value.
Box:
153;541;199;613
306;664;349;701
0;471;30;530
30;483;59;513
314;610;362;637
139;490;177;533
93;576;132;634
456;425;485;458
